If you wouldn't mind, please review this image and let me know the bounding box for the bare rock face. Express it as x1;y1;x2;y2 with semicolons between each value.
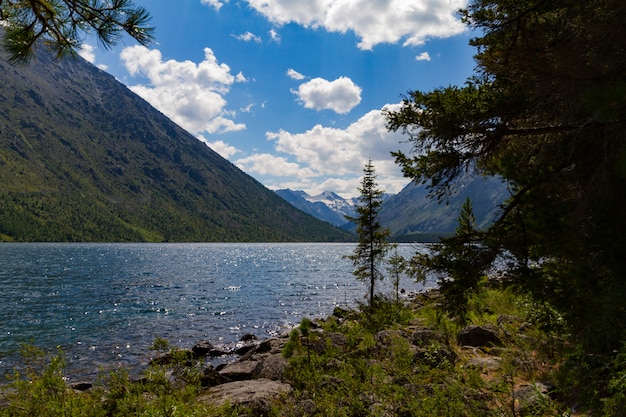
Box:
198;379;293;411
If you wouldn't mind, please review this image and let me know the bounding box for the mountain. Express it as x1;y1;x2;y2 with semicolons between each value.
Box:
277;173;508;241
275;189;357;227
0;48;353;242
379;174;509;241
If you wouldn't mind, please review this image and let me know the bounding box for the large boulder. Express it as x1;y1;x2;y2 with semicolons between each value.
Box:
457;324;504;348
218;359;259;381
254;353;288;381
198;379;293;412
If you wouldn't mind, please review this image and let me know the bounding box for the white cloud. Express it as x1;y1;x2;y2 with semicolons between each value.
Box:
416;51;431;61
201;0;225;11
244;0;467;50
249;103;411;196
200;138;240;158
78;43;96;63
287;68;306;80
293;76;361;114
120;45;245;135
233;31;262;43
236;154;317;178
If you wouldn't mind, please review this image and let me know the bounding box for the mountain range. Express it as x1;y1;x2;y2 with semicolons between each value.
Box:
277;173;508;241
0;47;352;242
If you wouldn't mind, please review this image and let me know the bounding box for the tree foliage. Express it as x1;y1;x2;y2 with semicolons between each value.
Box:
0;0;154;64
346;160;392;309
386;0;626;354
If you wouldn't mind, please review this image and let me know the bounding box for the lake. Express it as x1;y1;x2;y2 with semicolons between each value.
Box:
0;242;430;381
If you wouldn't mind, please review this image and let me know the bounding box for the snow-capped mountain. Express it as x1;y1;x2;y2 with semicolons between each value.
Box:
275;189;357;227
277;173;508;241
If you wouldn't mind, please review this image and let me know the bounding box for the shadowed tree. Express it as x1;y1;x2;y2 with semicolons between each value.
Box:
385;0;626;354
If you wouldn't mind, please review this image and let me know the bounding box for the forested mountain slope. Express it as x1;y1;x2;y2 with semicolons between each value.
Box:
0;49;352;242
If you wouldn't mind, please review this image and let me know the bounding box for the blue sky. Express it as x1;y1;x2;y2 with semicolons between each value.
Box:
80;0;476;197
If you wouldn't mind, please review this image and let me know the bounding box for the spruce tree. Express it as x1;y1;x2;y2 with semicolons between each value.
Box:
346;160;391;310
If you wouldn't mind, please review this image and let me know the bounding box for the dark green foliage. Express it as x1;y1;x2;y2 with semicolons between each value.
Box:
345;160;392;308
1;0;154;64
386;0;626;354
410;198;496;323
0;47;353;242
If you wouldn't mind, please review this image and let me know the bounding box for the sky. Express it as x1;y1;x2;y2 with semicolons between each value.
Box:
80;0;477;198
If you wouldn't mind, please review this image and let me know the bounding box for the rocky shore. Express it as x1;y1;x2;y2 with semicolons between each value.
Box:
29;289;567;416
89;291;554;414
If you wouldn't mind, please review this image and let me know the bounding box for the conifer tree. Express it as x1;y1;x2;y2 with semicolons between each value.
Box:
346;160;391;310
0;0;154;64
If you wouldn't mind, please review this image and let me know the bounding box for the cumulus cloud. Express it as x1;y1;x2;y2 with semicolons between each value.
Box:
287;68;306;80
244;0;467;50
233;31;262;42
120;45;245;135
238;103;411;196
236;154;317;178
293;76;362;114
416;51;431;61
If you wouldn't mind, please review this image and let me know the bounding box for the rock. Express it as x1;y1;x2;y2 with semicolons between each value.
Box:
240;333;258;342
69;381;93;391
457;324;504;348
235;343;257;356
294;398;317;417
313;332;348;354
191;340;214;358
411;328;446;347
192;340;229;358
465;356;503;371
200;365;230;388
218;359;259;381
255;353;288;381
198;379;293;411
514;382;554;415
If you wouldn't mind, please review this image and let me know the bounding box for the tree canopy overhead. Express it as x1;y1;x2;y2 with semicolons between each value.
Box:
0;0;154;64
386;0;626;354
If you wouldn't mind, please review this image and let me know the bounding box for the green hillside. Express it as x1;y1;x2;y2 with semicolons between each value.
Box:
0;49;352;242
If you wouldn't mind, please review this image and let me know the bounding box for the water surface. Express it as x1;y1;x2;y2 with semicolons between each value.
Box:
0;242;426;380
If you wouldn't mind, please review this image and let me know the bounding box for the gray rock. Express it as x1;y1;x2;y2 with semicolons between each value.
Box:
198;379;293;410
254;353;288;381
514;381;554;414
465;356;503;371
457;324;504;347
411;328;446;347
218;359;259;381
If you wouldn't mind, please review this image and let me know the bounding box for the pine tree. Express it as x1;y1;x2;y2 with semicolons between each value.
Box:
346;160;391;310
1;0;154;64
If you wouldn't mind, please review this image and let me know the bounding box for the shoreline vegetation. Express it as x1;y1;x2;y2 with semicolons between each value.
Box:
1;284;608;416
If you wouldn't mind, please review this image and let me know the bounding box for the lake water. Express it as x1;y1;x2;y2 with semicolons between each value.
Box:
0;242;429;381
